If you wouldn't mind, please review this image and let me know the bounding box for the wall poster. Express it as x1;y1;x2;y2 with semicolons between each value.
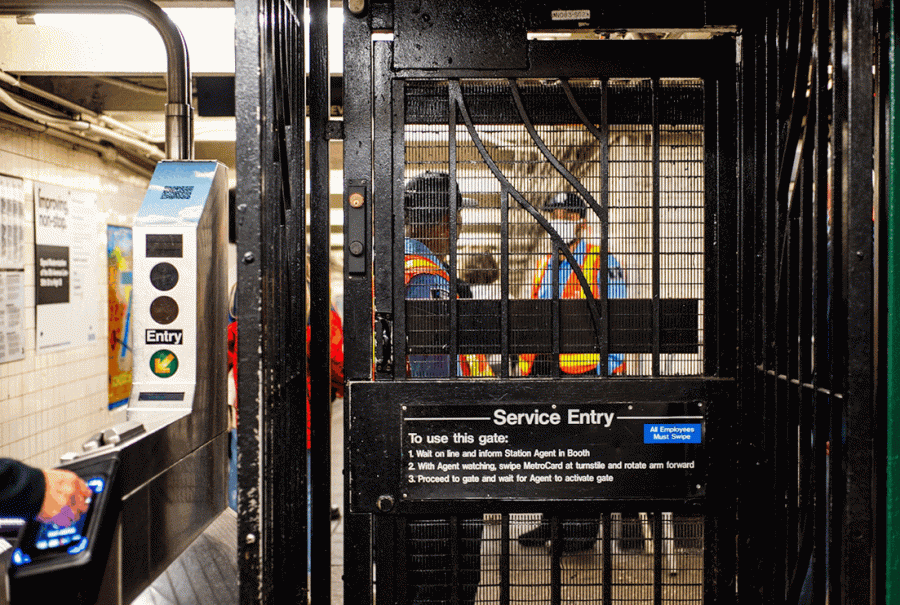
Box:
33;181;100;353
107;225;133;410
0;174;25;363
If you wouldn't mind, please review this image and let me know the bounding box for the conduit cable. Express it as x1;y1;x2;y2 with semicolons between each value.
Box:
0;85;164;160
0;70;154;143
0;69;163;146
0;110;154;179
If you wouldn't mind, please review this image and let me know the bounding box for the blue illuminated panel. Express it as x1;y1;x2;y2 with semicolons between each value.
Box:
11;476;105;566
643;423;703;443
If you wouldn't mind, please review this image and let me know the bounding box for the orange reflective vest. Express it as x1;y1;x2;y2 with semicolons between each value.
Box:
404;254;493;377
518;245;626;376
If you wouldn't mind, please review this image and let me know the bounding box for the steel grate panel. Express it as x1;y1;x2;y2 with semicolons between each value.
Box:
404;514;704;604
401;78;706;379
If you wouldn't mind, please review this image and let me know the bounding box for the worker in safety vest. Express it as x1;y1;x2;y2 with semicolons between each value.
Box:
518;191;627;377
516;191;626;555
403;170;485;605
404;170;492;378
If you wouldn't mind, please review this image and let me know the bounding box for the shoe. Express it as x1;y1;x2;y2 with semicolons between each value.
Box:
517;523;550;547
561;520;597;552
561;538;596;552
330;506;341;521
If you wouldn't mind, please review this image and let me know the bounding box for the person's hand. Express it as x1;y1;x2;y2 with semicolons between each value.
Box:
37;469;92;527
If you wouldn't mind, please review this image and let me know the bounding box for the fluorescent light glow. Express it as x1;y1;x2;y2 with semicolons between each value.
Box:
29;6;346;75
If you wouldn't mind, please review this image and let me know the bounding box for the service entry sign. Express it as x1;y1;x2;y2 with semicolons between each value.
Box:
401;401;706;500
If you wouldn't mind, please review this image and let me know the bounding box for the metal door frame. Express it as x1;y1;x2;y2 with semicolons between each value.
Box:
343;15;739;604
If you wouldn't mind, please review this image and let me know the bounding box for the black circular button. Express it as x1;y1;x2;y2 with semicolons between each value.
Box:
150;296;179;325
150;262;179;291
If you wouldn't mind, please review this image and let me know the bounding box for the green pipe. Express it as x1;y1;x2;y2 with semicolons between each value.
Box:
888;0;900;600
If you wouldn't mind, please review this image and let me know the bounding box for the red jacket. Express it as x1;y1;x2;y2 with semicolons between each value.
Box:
227;308;344;448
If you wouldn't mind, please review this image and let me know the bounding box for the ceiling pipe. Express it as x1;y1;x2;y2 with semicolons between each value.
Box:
0;110;154;179
0;85;166;160
0;0;193;160
0;70;161;143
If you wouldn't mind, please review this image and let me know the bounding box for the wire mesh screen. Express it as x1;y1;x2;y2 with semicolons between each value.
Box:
402;79;706;379
404;513;704;604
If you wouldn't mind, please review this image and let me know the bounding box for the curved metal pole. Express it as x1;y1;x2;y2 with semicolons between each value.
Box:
0;0;192;159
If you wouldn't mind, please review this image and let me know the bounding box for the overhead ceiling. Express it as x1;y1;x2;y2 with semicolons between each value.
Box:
0;2;344;185
0;2;723;192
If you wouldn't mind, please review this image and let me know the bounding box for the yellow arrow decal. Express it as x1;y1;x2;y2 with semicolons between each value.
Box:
154;353;174;374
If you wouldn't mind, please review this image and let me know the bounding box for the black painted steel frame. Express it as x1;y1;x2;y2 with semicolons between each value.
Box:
234;0;332;602
229;0;885;600
343;9;739;604
738;0;880;603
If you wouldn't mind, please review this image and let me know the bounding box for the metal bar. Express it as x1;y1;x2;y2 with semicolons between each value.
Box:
234;0;263;599
501;187;510;378
309;0;330;602
374;517;396;605
342;10;374;604
450;517;460;605
704;77;719;377
372;41;395;377
811;12;830;602
764;8;783;601
651;78;661;377
449;88;459;374
600;79;611;377
397;517;410;605
798;73;815;384
720;63;739;379
550;517;561;605
653;513;662;605
552;249;560;378
736;17;760;602
390;40;734;80
829;1;845;596
558;77;612;376
344;514;373;604
393;77;407;381
842;0;875;602
888;0;900;601
602;514;612;605
500;514;510;605
343;2;375;383
775;0;814;211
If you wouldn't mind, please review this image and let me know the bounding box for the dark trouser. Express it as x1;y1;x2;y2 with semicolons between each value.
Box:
517;517;599;551
408;518;484;605
524;358;600;550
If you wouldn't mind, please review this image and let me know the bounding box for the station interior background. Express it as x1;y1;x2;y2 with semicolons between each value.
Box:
0;2;715;470
0;3;348;470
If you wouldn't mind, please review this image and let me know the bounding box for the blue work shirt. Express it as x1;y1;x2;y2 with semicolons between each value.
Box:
405;238;454;378
533;239;627;375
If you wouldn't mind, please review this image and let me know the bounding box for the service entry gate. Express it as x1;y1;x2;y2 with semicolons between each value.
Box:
343;6;738;604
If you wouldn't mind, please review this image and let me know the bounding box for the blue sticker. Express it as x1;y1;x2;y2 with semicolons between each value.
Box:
644;423;702;444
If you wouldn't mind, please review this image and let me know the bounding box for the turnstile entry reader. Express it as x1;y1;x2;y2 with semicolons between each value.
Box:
7;453;119;605
130;160;230;415
5;161;230;604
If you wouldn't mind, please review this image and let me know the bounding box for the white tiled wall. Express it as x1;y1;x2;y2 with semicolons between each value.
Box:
0;123;149;469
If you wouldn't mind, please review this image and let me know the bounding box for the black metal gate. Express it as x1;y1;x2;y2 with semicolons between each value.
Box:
232;0;885;603
343;5;738;604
